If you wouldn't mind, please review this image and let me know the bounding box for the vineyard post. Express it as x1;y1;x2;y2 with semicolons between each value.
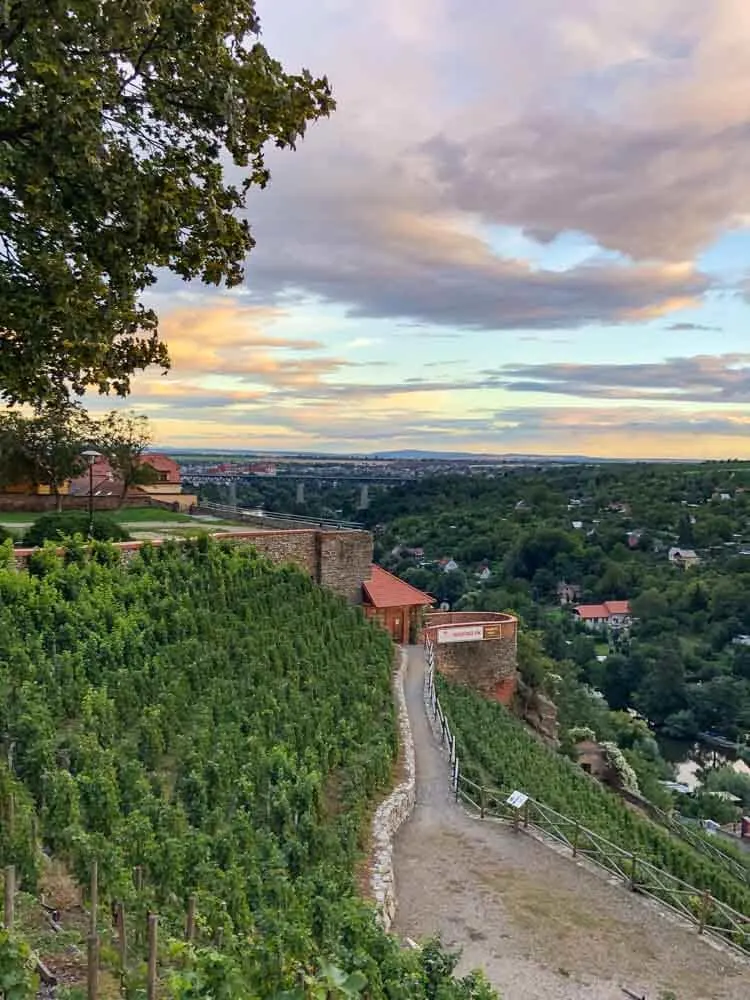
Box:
147;913;158;1000
89;860;98;935
87;934;99;1000
186;895;197;942
116;902;127;974
629;855;639;891
698;890;712;934
3;865;15;928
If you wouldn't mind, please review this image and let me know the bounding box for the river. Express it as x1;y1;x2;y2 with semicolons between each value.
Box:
658;737;750;791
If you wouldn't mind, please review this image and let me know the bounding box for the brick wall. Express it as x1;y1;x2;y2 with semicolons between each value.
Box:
9;527;374;604
0;493;165;512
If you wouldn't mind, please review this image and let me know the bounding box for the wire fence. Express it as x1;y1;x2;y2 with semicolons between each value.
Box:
422;640;750;958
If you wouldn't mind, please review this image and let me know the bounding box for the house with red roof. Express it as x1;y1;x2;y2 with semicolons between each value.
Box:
573;600;632;632
362;564;434;643
69;453;196;510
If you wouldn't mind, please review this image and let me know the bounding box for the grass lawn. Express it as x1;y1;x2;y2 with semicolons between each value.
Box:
0;506;193;525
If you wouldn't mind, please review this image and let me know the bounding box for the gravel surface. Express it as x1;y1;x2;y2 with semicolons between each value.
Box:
392;647;750;1000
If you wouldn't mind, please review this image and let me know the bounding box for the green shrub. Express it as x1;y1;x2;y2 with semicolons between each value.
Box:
0;525;14;544
22;511;131;546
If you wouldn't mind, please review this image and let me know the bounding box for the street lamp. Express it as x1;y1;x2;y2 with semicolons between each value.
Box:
81;449;101;540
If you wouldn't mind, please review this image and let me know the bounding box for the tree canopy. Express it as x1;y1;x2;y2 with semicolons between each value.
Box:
0;1;334;404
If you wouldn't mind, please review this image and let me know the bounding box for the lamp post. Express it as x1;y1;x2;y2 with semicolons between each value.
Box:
81;450;101;540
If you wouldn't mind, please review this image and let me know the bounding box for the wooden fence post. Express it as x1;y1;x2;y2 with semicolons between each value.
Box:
87;934;99;1000
572;823;580;858
147;913;158;1000
89;860;98;935
523;799;530;829
186;895;197;943
629;855;639;891
3;865;15;928
479;786;486;819
698;890;712;934
116;903;127;974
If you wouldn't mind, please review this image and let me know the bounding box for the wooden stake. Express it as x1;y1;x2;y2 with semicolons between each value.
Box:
89;860;98;935
116;903;127;972
147;913;158;1000
3;865;15;928
523;799;530;829
572;823;580;858
186;895;196;943
479;786;486;819
698;890;712;934
87;934;99;1000
629;855;639;890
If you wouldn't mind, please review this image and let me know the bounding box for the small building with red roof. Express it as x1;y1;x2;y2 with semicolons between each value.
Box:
573;599;632;631
362;564;434;643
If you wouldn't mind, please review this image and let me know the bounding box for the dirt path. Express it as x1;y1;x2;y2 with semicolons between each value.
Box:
392;646;749;1000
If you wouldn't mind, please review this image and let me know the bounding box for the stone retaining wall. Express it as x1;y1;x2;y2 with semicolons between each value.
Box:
10;528;374;605
369;648;416;931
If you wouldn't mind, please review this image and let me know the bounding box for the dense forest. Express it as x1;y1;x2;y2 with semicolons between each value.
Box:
364;464;750;738
0;537;494;999
359;463;750;822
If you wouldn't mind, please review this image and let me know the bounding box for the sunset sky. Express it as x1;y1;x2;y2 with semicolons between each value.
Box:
102;0;750;458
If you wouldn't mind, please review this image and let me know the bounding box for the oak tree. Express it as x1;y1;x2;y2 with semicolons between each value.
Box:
0;1;334;404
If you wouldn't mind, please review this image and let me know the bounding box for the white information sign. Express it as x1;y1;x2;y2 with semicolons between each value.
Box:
506;790;529;810
437;624;484;644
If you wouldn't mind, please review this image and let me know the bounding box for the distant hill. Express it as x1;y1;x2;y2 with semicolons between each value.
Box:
369;449;639;463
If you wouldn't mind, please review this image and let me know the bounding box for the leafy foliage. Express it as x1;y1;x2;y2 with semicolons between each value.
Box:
22;512;131;546
0;406;91;506
93;412;154;503
0;930;38;1000
367;465;750;739
0;539;496;997
0;1;334;404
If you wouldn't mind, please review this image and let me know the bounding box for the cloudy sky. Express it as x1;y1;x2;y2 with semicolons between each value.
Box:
113;0;750;458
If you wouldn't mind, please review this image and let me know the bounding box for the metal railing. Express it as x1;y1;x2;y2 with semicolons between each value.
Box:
422;641;750;957
195;500;364;530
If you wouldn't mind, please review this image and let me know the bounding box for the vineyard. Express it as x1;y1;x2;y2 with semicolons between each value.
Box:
436;675;750;926
0;537;495;999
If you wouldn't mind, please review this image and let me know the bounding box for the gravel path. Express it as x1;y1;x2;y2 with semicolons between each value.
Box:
392;646;749;1000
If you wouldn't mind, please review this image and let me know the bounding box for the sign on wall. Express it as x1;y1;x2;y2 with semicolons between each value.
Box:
436;624;484;644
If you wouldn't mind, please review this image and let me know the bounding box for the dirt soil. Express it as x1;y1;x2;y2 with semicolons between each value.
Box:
392;647;750;1000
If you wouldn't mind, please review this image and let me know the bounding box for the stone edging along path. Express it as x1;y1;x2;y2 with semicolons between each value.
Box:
369;647;416;931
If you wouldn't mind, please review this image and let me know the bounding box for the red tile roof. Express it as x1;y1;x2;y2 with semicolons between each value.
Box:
143;453;181;483
604;600;631;615
574;603;610;620
574;600;631;620
363;565;434;609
